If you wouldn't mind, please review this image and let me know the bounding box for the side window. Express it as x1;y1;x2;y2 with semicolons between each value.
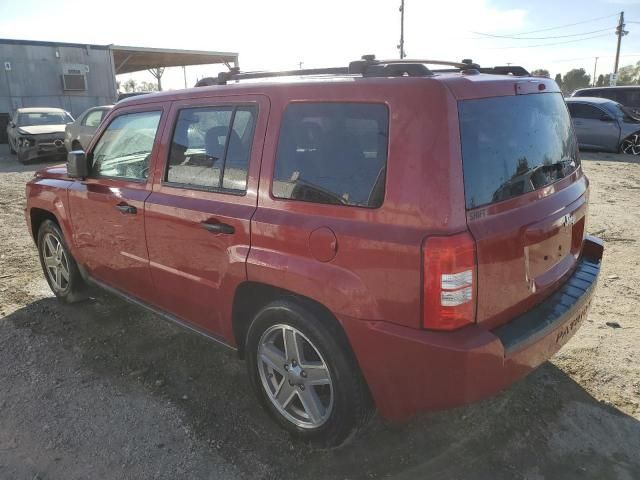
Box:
83;109;104;127
91;110;161;181
166;105;257;192
570;104;604;120
272;103;389;208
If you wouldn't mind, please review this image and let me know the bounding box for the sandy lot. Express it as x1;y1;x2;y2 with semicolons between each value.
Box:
0;145;638;480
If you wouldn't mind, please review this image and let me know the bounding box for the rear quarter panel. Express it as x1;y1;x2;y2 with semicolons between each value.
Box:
248;79;468;329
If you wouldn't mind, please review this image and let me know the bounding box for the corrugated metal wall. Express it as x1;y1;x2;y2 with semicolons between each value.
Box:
0;41;117;136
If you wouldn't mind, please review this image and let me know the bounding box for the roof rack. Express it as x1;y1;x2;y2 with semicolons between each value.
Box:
194;55;529;86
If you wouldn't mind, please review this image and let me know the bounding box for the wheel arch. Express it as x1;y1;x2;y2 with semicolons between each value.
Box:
231;281;357;363
30;207;60;241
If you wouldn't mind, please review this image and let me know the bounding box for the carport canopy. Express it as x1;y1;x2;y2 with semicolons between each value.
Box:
111;45;238;74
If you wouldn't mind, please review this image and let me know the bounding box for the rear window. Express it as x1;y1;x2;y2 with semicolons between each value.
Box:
459;93;579;209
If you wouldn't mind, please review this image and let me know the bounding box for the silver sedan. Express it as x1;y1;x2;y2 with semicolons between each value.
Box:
64;105;113;152
565;97;640;155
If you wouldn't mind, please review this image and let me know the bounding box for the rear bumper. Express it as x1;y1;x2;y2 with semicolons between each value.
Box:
342;236;603;422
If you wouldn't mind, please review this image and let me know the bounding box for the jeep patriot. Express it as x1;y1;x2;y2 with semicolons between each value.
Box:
25;57;603;446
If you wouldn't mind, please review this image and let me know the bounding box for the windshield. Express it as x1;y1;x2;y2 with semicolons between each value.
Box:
18;112;73;126
459;92;579;209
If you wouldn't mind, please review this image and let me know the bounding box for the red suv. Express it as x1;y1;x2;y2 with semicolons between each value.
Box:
26;57;603;446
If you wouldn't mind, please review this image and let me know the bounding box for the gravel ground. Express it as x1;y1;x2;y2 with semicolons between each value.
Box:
0;144;638;480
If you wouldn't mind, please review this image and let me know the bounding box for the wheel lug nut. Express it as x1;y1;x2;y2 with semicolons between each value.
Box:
301;371;307;378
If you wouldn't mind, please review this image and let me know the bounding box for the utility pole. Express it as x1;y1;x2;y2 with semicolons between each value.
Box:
592;57;598;86
182;66;187;89
398;0;405;59
614;11;627;74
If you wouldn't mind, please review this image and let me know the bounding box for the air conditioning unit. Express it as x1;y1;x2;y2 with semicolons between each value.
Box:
62;64;88;91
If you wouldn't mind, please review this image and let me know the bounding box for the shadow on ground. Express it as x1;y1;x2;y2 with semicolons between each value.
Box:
2;293;639;480
0;144;64;173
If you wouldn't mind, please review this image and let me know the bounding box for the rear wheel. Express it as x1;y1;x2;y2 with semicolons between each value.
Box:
620;134;640;155
246;299;372;447
37;220;88;303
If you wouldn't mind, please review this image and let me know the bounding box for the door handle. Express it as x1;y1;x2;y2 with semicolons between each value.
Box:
115;202;137;214
200;221;235;235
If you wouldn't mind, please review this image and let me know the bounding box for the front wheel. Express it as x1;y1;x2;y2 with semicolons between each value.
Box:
619;133;640;155
246;299;373;447
37;220;88;303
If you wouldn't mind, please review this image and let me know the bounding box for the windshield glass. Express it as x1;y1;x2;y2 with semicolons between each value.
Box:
18;112;73;126
459;92;579;209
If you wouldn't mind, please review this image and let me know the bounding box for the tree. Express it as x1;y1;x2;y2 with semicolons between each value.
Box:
616;62;640;86
561;68;590;94
117;78;158;93
596;74;605;87
554;73;563;89
139;81;159;92
147;67;165;91
122;79;138;93
531;68;550;77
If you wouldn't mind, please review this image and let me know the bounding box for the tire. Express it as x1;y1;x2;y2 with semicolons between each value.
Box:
619;133;640;155
37;219;88;303
246;299;373;447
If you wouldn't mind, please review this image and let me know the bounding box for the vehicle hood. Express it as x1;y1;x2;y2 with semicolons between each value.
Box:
34;164;69;180
18;125;67;135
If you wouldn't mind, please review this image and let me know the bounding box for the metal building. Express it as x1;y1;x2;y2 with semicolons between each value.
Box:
0;38;238;143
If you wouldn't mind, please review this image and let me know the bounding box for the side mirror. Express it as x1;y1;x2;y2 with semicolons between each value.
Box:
67;150;89;178
600;114;614;122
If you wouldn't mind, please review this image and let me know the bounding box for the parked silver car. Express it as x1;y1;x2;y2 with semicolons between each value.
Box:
64;105;113;152
7;107;74;163
565;97;640;155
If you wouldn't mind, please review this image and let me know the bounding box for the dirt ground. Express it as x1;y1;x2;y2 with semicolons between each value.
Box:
0;144;638;480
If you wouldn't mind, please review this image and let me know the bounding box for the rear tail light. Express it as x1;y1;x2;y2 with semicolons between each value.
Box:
423;231;477;330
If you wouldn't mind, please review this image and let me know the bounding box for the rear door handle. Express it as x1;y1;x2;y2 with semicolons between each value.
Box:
200;221;235;235
115;202;137;214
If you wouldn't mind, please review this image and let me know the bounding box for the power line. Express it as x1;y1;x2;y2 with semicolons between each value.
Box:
472;26;614;40
547;53;640;63
479;13;618;37
487;32;612;49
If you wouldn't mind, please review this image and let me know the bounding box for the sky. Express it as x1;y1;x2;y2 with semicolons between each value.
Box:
1;0;640;90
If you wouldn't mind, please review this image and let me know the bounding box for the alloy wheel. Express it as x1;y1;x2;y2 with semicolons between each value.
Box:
257;324;334;429
42;232;70;291
620;134;640;155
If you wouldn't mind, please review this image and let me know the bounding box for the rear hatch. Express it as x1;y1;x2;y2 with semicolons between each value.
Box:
459;89;587;329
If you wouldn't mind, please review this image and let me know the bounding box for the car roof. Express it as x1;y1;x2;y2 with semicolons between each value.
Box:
16;107;67;113
566;96;617;105
576;86;640;92
116;72;559;107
